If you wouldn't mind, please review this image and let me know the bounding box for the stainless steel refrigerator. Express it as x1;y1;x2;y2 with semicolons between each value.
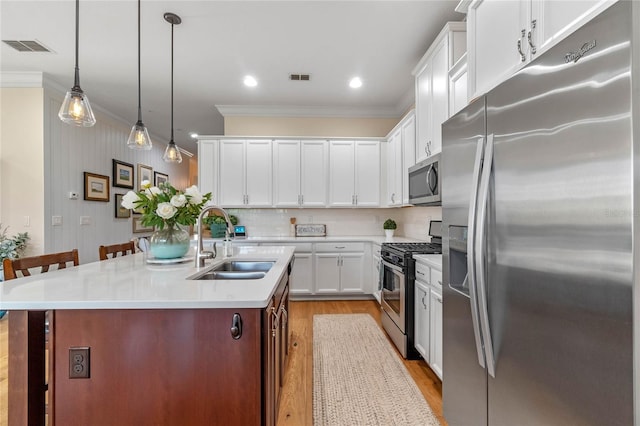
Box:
442;2;638;425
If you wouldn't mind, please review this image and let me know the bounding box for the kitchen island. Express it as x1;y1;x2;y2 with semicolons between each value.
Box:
0;246;295;426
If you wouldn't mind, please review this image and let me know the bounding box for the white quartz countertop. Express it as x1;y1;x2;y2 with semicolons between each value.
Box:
413;254;443;270
204;235;426;245
0;246;294;310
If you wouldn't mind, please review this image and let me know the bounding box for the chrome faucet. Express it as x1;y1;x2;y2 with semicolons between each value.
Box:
196;205;234;267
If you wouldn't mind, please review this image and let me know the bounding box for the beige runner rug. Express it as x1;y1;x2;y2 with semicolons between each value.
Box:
313;314;441;426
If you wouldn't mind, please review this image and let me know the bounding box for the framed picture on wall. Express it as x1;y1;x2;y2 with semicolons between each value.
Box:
112;159;134;189
114;194;130;218
154;171;169;186
132;215;154;233
137;163;153;189
84;172;110;202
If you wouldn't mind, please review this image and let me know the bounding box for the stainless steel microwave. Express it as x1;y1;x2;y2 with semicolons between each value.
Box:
408;154;441;205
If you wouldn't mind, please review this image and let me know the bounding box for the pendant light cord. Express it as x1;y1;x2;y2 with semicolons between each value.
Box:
170;21;175;143
73;0;81;90
137;0;142;122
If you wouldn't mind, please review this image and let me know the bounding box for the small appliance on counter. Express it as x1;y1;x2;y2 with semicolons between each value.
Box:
233;225;246;239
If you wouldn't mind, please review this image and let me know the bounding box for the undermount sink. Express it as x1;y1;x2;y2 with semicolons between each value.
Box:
192;260;275;280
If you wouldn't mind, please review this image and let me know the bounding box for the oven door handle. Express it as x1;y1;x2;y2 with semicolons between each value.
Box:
381;259;404;274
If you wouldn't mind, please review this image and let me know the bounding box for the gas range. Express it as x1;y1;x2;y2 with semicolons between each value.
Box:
381;242;442;269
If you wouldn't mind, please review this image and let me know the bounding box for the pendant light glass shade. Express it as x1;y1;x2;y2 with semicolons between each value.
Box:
163;141;183;163
127;0;152;150
163;12;182;164
59;0;96;127
127;121;152;149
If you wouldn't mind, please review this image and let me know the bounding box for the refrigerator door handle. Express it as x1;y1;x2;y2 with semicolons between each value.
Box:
467;137;486;369
476;133;497;378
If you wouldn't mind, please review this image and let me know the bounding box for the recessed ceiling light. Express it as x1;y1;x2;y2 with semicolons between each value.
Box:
244;76;257;87
349;77;363;89
190;132;198;138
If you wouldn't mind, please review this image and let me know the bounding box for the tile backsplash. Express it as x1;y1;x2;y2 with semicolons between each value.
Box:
227;206;441;240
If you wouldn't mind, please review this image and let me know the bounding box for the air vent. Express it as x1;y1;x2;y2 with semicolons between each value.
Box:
290;74;311;81
3;40;51;52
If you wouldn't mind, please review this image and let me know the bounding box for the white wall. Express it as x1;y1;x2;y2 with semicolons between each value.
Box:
42;85;191;264
0;87;45;257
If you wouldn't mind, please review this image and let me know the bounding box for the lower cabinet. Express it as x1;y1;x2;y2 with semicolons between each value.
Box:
315;252;365;294
413;259;443;380
429;287;443;379
414;280;430;360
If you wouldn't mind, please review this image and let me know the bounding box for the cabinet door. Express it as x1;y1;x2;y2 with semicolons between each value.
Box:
245;140;273;207
354;141;380;207
219;140;246;206
449;55;468;117
340;253;365;293
415;58;433;163
301;141;328;206
315;253;341;293
468;0;530;98
372;255;381;303
429;288;443;379
531;0;614;57
273;140;301;207
401;114;416;204
387;130;402;206
197;139;218;202
328;141;356;207
430;36;449;157
414;281;430;360
289;253;313;296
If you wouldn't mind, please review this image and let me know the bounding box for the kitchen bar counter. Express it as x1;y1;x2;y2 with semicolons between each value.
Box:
204;234;426;244
0;245;294;310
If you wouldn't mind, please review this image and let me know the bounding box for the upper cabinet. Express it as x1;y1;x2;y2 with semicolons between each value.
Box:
329;140;380;207
219;139;272;207
413;22;467;163
467;0;616;99
385;110;415;207
273;140;328;207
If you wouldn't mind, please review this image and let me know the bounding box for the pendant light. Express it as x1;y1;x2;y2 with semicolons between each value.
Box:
127;0;152;150
58;0;96;127
163;12;182;163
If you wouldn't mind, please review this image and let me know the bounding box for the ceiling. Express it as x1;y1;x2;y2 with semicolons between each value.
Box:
1;1;463;154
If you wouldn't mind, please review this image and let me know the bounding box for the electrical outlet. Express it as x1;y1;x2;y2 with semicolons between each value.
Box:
69;347;90;379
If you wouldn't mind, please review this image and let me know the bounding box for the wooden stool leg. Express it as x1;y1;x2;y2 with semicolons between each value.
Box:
8;310;46;425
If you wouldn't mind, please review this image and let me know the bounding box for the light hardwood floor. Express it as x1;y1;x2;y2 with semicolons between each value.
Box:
0;301;445;426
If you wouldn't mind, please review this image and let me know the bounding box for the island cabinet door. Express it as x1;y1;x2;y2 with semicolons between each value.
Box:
50;308;263;426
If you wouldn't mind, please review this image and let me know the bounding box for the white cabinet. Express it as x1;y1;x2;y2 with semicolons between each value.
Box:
197;138;219;203
219;139;272;207
413;257;443;379
414;280;430;361
290;253;313;296
467;0;615;99
449;53;468;116
386;129;403;206
273;140;328;207
413;22;466;162
314;242;366;294
385;111;416;207
429;287;443;379
372;243;382;303
329;140;380;207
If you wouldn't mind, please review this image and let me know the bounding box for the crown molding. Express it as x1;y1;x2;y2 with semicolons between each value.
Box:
215;104;402;119
0;71;44;88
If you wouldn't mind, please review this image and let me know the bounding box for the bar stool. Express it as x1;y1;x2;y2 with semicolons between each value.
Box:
2;248;80;279
98;241;136;260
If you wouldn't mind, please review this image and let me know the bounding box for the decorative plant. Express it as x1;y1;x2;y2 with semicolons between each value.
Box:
121;181;212;230
202;214;238;226
0;223;30;264
383;219;397;230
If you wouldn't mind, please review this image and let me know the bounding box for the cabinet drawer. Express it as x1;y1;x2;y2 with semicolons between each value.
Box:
314;242;365;252
431;268;442;289
273;242;313;253
415;262;430;284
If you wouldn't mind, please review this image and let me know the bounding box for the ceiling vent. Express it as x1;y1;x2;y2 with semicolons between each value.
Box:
3;40;51;52
290;74;310;81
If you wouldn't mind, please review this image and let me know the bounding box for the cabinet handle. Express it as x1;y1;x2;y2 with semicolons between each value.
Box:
422;294;427;310
416;270;425;276
528;20;537;54
517;39;526;62
271;306;280;337
436;295;442;303
391;193;395;203
335;246;346;249
281;306;288;328
300;194;304;205
230;313;242;340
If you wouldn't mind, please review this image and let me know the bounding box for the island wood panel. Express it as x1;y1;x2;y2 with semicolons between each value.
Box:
50;309;262;426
